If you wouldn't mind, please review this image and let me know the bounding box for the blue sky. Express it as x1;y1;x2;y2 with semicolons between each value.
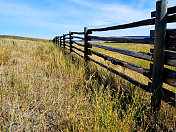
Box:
0;0;175;39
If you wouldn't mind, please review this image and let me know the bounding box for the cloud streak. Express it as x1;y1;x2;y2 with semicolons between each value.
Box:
68;0;92;7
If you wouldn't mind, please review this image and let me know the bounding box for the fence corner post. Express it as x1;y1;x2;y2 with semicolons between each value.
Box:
151;0;167;113
69;31;73;53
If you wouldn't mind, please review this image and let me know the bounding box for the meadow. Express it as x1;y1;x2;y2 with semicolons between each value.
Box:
0;37;175;131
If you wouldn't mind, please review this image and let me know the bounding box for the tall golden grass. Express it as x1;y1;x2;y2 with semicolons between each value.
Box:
0;38;175;131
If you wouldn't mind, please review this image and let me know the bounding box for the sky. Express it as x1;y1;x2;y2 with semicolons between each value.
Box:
0;0;175;39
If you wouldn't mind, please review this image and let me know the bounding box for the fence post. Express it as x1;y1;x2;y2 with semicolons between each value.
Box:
69;31;73;53
151;0;167;112
63;34;66;49
60;36;62;47
56;37;57;46
57;36;60;47
53;37;55;45
84;27;90;61
57;36;59;47
55;37;58;46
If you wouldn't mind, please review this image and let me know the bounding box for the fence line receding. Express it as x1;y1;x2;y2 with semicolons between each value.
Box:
53;0;176;112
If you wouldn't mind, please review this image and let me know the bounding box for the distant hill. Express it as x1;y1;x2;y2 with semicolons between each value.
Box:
0;35;49;42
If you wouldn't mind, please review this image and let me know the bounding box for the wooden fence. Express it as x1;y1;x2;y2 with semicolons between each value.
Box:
53;0;176;112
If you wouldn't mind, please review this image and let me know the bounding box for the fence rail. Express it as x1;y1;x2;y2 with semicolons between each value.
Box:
90;49;151;77
89;36;154;44
71;32;84;35
53;0;176;112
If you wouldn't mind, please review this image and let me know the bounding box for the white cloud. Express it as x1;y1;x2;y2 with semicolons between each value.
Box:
68;0;92;7
99;4;150;23
79;1;152;30
89;20;111;26
168;0;175;7
74;1;155;37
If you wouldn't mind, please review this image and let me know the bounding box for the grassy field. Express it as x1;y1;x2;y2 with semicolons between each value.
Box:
0;37;175;131
0;35;49;42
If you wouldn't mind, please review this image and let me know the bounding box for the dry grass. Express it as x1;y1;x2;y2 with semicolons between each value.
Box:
72;41;176;130
0;38;175;131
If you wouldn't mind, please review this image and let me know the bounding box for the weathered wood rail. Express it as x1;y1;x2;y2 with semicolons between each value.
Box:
53;0;176;112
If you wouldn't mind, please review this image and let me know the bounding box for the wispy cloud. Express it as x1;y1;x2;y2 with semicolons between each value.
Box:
74;1;151;28
99;4;149;23
88;20;111;26
168;0;175;7
68;0;92;7
67;0;155;36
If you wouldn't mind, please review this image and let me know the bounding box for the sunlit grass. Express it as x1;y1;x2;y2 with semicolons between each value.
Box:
0;38;175;131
